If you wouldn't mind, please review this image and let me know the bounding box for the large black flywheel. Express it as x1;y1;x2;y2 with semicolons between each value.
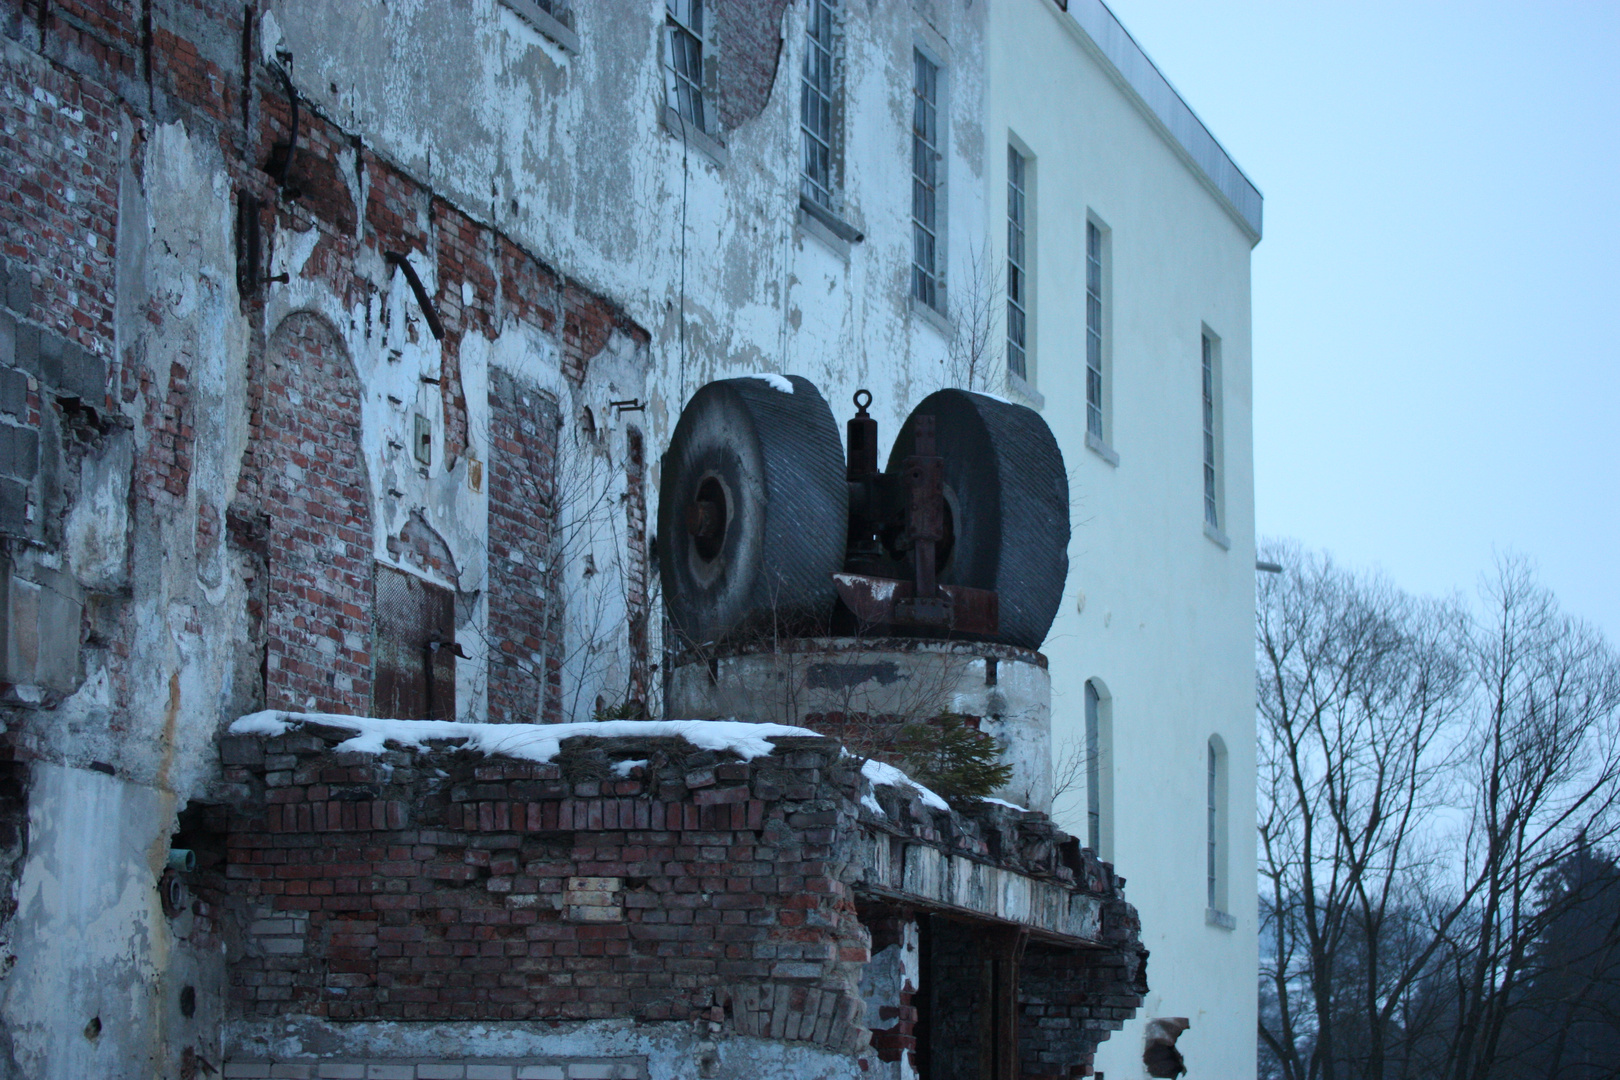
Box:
885;389;1069;650
658;375;848;646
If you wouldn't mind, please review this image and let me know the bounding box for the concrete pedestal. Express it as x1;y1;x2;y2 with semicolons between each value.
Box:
669;638;1052;813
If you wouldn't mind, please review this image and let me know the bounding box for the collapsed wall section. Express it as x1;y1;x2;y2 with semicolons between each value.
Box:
216;719;1146;1078
220;725;873;1044
0;1;657;1072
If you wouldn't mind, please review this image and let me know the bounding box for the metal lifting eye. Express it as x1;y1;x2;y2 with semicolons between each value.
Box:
853;388;873;412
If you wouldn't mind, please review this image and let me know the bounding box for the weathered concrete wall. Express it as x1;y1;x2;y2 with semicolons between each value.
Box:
0;0;662;1071
225;1015;869;1080
0;0;1023;1074
1;763;224;1080
265;0;990;473
669;639;1053;812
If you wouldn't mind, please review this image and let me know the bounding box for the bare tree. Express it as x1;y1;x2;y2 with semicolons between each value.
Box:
1257;543;1620;1080
1049;734;1091;811
946;238;1004;394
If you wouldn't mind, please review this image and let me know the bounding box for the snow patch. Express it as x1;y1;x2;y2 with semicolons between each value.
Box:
229;712;823;763
744;372;795;394
612;758;649;777
981;796;1030;812
860;758;949;811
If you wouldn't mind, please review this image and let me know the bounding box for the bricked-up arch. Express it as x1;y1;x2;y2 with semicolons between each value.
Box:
262;313;374;714
486;367;563;723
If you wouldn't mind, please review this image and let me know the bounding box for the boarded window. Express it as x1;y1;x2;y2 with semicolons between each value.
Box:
373;564;456;720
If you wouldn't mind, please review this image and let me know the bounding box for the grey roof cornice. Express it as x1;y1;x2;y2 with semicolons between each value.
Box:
1062;0;1264;243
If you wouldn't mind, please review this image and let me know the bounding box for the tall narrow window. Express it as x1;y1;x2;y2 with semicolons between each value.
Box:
1006;145;1028;380
1207;740;1218;907
665;0;708;133
1207;735;1229;916
800;0;836;208
1085;221;1104;439
911;50;941;309
1085;679;1101;852
1202;331;1220;529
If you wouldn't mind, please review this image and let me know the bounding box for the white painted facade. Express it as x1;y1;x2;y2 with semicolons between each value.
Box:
986;2;1260;1076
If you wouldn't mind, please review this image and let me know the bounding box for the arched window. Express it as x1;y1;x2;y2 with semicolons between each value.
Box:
1207;734;1231;922
1084;679;1113;861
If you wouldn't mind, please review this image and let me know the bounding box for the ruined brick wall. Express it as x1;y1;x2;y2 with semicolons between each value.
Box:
259;314;374;715
221;727;871;1049
0;36;118;549
924;916;997;1080
487;367;562;723
0;36;120;371
861;909;920;1065
1017;939;1148;1079
714;0;791;133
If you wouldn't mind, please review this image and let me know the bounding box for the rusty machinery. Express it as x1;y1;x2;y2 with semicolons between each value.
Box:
658;377;1068;651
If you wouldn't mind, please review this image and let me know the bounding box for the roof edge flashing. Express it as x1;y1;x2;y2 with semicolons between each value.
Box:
1064;0;1264;243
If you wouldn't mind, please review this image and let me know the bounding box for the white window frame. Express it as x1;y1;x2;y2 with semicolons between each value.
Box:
665;0;710;134
1084;215;1116;464
1006;142;1030;382
799;0;838;210
498;0;579;52
1084;678;1113;861
1202;326;1228;548
910;46;945;313
1207;734;1233;928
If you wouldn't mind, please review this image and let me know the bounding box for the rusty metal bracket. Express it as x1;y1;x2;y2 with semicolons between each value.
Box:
385;251;446;341
832;572;998;636
901;414;946;601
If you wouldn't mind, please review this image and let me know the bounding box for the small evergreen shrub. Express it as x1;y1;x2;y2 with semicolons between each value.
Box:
894;713;1013;804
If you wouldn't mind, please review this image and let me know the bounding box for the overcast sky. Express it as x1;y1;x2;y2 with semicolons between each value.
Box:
1100;0;1620;639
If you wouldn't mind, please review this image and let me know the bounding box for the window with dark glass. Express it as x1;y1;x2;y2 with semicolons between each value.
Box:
800;0;837;208
911;50;941;309
665;0;707;132
1086;220;1104;439
1203;332;1219;529
1006;146;1028;379
1086;679;1102;852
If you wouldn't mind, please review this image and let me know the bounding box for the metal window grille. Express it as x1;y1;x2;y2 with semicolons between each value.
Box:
1203;333;1219;528
800;0;836;208
1207;740;1219;908
911;50;940;309
1085;680;1101;853
1006;146;1028;379
665;0;707;133
1086;221;1103;438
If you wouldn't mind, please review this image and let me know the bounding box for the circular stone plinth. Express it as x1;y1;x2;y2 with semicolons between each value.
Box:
669;638;1052;813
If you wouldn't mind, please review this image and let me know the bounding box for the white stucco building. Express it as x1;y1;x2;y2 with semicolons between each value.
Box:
986;2;1262;1076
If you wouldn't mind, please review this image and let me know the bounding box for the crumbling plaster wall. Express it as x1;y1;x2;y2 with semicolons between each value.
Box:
0;0;994;1074
1;75;258;1080
266;0;990;480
